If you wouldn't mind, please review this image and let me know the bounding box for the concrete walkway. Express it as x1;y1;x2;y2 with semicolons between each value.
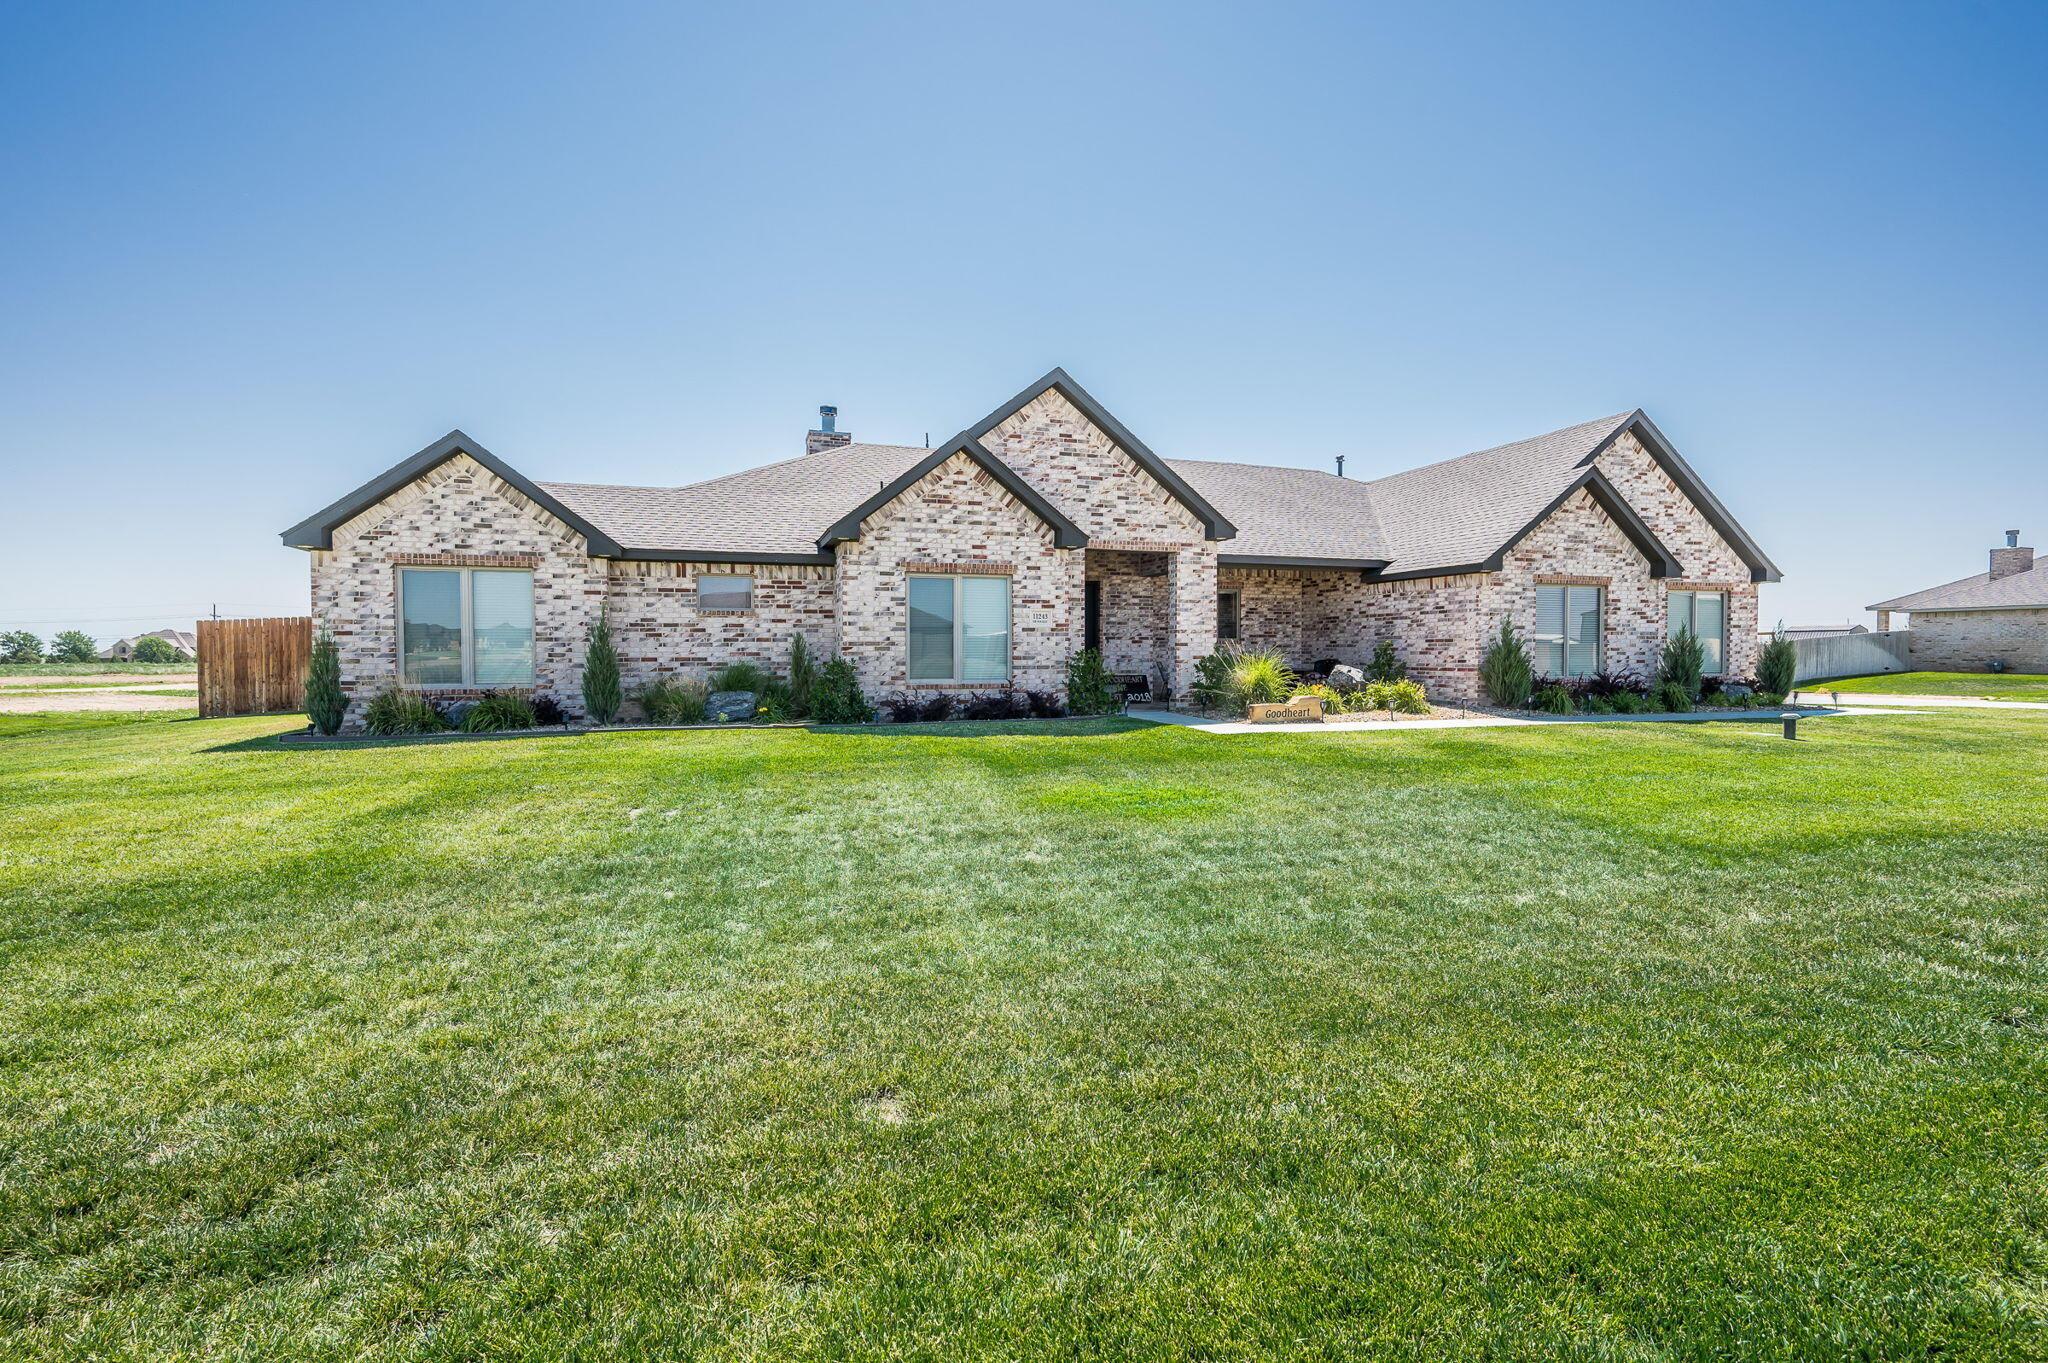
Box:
1788;689;2048;711
1127;704;1925;736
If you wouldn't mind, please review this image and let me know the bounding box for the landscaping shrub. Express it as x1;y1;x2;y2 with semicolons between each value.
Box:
709;660;774;695
755;677;796;723
1380;679;1429;714
1366;638;1407;684
1190;647;1238;709
962;691;1030;721
1065;648;1120;717
786;635;817;718
1478;621;1534;707
130;635;181;664
1533;683;1575;715
1230;649;1295;708
530;694;567;726
883;692;958;723
582;607;622;724
1608;690;1654;714
1289;683;1343;711
1563;669;1643;702
1658;626;1705;702
810;658;872;724
1758;627;1797;696
2;630;44;664
1023;689;1066;719
640;676;709;725
461;692;537;732
1579;693;1616;715
304;628;346;736
363;685;448;736
1650;678;1693;713
1754;690;1787;707
50;630;97;663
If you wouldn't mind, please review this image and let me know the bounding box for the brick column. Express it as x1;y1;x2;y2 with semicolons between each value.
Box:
1165;546;1218;698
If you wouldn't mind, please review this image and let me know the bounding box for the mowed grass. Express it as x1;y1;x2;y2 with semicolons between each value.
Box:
1;710;2045;1360
1809;670;2048;700
0;661;196;678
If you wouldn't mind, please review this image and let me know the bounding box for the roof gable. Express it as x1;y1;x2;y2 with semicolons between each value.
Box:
817;437;1087;550
961;368;1236;541
281;430;624;555
1584;412;1781;583
1498;467;1683;578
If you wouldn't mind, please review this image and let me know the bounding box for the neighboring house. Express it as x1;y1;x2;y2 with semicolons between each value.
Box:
97;629;198;661
1761;624;1869;641
1869;531;2048;671
281;367;1780;729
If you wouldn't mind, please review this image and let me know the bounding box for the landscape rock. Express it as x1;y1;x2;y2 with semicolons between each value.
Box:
1719;683;1754;699
706;689;757;722
1327;663;1366;692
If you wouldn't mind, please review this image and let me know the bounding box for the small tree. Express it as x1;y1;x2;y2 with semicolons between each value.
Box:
810;657;872;724
51;630;97;663
1478;621;1534;707
304;627;347;735
1658;625;1706;702
1757;624;1797;696
1065;648;1120;716
582;606;622;724
1366;638;1407;684
787;633;817;719
130;635;182;664
2;630;44;664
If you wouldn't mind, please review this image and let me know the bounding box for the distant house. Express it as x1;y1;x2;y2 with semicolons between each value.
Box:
98;629;198;661
1760;624;1870;641
1869;531;2048;672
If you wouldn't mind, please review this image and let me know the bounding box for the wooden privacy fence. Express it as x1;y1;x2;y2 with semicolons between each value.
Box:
197;617;313;718
1790;628;1912;685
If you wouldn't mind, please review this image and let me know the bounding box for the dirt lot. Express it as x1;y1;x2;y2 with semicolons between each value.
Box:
0;674;198;713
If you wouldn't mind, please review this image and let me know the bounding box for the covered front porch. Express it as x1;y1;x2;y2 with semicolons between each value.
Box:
1080;546;1219;700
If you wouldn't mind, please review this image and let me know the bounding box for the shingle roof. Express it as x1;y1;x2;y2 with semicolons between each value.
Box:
1869;563;2048;612
540;443;928;561
286;382;1778;582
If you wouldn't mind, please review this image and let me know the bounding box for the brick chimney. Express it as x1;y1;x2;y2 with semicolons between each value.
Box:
806;405;850;456
1990;529;2035;580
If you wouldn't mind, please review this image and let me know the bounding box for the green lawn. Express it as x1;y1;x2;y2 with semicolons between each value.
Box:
1806;670;2048;700
2;710;2045;1359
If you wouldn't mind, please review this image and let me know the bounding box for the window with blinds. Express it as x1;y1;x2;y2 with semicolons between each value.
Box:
1668;590;1727;675
398;567;535;687
1532;584;1604;678
907;575;1011;682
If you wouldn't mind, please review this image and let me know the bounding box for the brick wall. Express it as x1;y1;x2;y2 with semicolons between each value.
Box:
603;561;837;698
1907;610;2048;672
833;451;1080;696
309;453;597;730
1088;551;1171;681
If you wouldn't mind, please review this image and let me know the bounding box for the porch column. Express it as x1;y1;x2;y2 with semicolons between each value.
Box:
1165;546;1217;698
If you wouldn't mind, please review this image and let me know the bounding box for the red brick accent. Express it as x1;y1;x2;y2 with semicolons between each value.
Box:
900;561;1016;575
1535;573;1611;587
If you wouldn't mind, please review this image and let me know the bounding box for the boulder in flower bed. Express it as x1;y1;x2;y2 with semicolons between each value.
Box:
706;690;757;722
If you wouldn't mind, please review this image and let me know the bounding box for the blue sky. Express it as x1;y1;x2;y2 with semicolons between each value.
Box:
3;1;2043;642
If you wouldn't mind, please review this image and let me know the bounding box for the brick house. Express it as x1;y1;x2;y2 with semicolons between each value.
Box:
1869;531;2048;672
281;367;1780;728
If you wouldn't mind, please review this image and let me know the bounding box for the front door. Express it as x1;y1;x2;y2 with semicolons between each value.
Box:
1084;580;1102;653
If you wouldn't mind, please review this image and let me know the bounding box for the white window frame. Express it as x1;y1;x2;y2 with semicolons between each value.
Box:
907;573;1012;684
1532;583;1605;679
696;573;754;612
397;566;535;688
1668;589;1729;677
1216;589;1241;642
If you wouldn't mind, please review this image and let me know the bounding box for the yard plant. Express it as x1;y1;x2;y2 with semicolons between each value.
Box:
2;707;2045;1359
1758;625;1798;695
1064;647;1120;716
303;627;346;735
581;606;622;724
1478;620;1534;707
128;635;183;664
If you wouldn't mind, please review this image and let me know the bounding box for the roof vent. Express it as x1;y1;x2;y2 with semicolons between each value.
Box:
806;404;851;456
1335;455;1346;478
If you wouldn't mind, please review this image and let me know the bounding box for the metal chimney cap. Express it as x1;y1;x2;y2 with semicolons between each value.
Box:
2007;529;2022;547
818;405;838;433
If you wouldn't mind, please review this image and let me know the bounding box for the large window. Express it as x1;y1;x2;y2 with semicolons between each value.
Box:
1216;590;1241;642
908;574;1011;682
1533;583;1603;678
399;568;534;687
1668;590;1727;676
697;573;753;611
